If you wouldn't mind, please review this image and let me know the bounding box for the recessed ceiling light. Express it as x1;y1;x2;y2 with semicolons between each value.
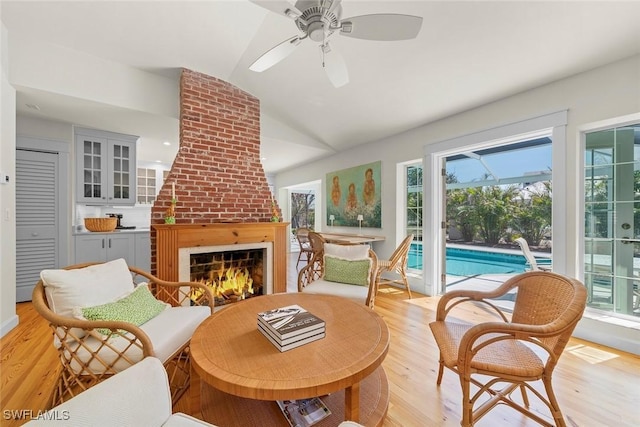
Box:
25;103;41;111
163;141;171;146
156;160;163;163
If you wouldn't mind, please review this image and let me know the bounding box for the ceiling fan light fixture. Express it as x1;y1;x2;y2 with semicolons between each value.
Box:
308;22;325;42
250;0;423;85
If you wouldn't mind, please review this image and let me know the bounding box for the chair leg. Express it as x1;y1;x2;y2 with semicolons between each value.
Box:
519;384;530;408
400;269;412;299
460;375;473;427
436;357;444;385
542;375;567;427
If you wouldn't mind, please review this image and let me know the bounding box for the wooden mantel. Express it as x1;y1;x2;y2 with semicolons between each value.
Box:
153;222;290;294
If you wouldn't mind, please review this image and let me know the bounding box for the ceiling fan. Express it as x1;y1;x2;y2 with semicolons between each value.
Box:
249;0;423;88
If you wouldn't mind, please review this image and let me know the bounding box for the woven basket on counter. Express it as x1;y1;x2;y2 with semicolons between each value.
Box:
84;217;117;232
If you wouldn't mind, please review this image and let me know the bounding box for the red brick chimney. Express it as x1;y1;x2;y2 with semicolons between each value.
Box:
150;69;281;273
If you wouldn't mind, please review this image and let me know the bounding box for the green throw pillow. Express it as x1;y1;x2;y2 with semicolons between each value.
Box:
81;284;167;336
324;256;371;286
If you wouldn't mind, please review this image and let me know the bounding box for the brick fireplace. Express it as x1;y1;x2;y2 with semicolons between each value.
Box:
150;69;286;293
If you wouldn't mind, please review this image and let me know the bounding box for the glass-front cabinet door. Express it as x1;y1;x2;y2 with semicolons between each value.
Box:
108;141;134;203
76;134;108;204
584;123;640;317
75;128;137;205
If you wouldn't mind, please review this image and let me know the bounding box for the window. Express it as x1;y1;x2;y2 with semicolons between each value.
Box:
405;163;423;271
137;167;157;204
584;123;640;318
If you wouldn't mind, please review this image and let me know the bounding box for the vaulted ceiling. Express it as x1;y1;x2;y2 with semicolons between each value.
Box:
3;1;640;173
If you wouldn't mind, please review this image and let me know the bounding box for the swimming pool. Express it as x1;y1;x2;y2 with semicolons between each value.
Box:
408;243;539;276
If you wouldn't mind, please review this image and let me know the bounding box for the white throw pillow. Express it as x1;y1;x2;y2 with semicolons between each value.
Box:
41;258;135;318
323;243;369;260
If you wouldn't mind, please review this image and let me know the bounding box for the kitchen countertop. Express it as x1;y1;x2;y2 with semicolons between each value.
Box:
73;228;150;235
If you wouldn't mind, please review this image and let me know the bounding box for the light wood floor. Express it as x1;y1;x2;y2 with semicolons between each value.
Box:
2;253;639;426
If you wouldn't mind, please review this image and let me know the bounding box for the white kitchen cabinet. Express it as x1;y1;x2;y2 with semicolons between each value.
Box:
74;233;136;266
134;232;151;272
75;128;138;205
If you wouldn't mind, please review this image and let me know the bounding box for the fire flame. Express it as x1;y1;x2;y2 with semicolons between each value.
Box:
192;267;254;304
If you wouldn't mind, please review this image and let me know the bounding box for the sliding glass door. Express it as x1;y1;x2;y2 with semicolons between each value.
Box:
584;124;640;317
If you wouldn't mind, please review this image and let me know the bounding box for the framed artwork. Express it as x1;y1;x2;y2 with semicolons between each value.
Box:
326;161;381;228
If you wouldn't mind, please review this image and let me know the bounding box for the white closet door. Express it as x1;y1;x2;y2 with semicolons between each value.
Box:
16;149;59;302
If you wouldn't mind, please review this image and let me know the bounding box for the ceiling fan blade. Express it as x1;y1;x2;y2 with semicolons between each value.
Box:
340;14;423;41
250;36;302;72
322;45;349;88
249;0;302;19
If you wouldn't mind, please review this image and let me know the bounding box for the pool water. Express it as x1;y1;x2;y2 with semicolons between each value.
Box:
408;244;532;276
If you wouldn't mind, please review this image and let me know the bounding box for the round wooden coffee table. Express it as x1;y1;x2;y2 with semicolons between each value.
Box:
190;293;390;426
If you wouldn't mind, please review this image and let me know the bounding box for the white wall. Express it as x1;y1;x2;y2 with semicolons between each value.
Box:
16;115;72;142
10;36;178;118
0;21;17;336
276;54;640;354
278;54;640;258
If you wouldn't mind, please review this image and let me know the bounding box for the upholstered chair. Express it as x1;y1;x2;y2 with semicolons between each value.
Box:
298;242;379;309
32;258;214;407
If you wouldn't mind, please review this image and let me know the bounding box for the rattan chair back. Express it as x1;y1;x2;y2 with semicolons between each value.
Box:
375;234;414;298
307;231;326;265
295;227;313;267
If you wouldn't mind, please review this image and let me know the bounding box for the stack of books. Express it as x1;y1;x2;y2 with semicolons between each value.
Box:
257;304;325;352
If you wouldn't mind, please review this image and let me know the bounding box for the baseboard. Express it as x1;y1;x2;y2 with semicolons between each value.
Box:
574;315;640;356
1;314;19;338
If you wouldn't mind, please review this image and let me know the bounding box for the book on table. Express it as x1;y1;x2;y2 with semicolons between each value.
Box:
257;304;325;340
276;397;331;427
258;322;325;352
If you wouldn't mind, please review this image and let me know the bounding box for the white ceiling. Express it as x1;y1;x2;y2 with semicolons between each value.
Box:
3;1;640;174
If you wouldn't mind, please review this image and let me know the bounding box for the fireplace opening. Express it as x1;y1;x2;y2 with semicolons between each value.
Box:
179;242;273;309
190;249;264;306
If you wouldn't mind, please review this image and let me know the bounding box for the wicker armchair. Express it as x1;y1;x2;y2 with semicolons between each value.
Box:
295;227;313;268
429;271;587;427
375;234;414;298
298;242;379;309
307;231;326;264
32;258;215;408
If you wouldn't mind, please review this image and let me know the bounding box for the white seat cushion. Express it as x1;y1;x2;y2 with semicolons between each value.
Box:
301;278;369;305
68;306;211;374
141;306;211;362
